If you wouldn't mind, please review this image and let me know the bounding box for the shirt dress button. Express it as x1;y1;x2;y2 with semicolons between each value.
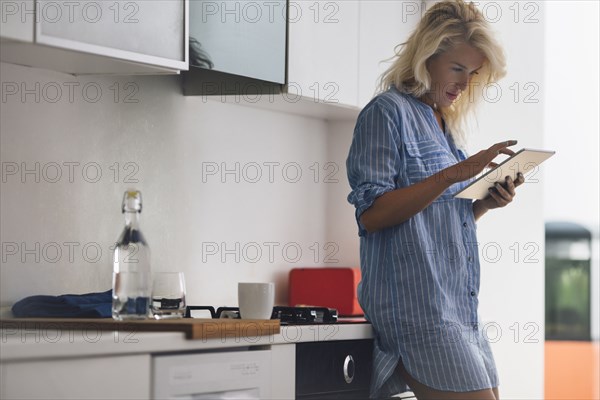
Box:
463;222;468;228
468;256;473;262
470;291;476;296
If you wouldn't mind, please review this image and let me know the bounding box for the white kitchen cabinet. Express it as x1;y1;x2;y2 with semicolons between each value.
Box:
271;343;296;399
1;354;151;399
0;324;374;399
0;0;188;75
0;0;34;42
152;349;272;399
358;1;421;107
287;0;360;107
286;1;419;111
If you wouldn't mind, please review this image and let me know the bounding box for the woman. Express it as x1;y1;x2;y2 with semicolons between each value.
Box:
346;1;524;399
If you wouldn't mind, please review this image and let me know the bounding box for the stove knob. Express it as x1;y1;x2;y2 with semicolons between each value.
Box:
343;355;355;384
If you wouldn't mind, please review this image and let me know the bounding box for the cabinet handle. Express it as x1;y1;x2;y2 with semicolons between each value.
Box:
343;355;355;384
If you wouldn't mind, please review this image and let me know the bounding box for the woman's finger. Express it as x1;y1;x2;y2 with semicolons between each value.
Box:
489;140;518;155
493;182;512;202
499;147;516;156
514;172;525;187
487;187;506;205
504;176;516;196
488;162;499;169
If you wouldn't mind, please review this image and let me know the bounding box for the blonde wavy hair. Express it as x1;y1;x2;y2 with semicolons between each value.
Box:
377;0;506;147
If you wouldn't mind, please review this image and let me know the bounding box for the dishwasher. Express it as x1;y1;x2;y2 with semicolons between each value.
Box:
152;348;271;399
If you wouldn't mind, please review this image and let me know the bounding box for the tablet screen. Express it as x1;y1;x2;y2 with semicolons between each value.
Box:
454;148;556;200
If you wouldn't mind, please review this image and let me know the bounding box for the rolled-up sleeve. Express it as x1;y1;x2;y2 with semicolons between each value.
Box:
346;101;403;236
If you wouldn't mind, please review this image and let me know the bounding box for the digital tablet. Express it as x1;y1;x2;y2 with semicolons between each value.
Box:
454;148;556;200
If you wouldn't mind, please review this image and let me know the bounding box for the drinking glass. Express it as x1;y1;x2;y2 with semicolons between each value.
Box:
151;272;186;319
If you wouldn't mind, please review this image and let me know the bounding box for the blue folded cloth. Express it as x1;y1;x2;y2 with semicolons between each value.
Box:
11;290;112;318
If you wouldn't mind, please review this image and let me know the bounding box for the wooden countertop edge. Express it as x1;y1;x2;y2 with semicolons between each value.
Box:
0;318;281;340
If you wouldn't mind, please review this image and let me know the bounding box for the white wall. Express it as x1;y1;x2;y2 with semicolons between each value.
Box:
0;62;333;308
543;1;599;228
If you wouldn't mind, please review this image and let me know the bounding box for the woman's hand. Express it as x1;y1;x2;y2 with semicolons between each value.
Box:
472;173;525;220
441;140;518;184
479;173;525;210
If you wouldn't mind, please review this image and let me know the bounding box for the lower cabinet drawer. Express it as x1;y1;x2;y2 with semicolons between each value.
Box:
1;355;151;400
296;339;373;399
152;349;272;399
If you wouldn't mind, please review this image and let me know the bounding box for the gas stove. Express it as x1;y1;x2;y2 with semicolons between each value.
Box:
185;305;338;324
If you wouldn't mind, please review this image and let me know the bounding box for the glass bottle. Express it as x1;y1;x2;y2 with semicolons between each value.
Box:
112;190;151;320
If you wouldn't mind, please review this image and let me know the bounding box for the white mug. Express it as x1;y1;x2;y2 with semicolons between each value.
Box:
238;282;275;320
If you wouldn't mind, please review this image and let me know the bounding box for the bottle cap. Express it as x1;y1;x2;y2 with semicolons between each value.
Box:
122;190;142;213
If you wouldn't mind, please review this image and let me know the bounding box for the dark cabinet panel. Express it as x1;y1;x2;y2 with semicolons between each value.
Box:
296;339;373;399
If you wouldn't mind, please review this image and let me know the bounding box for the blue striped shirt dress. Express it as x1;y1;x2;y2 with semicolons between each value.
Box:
346;86;499;397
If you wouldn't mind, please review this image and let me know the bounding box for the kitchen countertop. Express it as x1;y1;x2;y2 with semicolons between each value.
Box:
0;322;373;362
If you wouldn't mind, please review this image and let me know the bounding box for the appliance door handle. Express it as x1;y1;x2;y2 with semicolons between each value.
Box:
343;355;355;384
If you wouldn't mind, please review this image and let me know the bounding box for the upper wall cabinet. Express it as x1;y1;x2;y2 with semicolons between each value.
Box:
287;1;359;107
0;0;188;75
286;1;418;110
358;1;420;107
182;0;287;96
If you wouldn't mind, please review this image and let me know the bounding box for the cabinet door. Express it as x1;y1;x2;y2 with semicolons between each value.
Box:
271;343;296;399
296;339;373;398
188;0;286;84
287;0;359;107
1;354;151;399
153;349;272;399
35;0;187;71
358;1;420;107
0;0;34;42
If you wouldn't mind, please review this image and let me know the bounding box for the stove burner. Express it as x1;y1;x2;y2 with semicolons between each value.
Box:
185;305;338;324
271;306;338;324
